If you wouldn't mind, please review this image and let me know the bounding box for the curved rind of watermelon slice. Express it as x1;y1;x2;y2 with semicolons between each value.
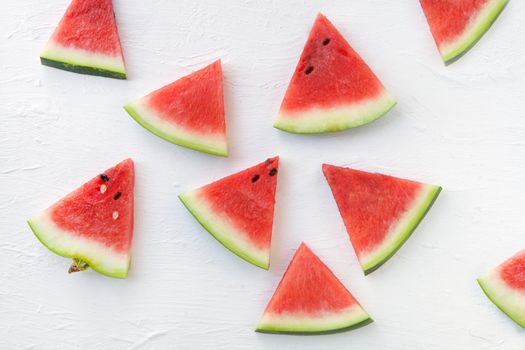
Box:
274;14;396;134
323;164;441;275
256;243;372;335
179;157;279;269
477;250;525;329
40;0;126;79
420;0;508;65
124;61;227;156
27;159;134;278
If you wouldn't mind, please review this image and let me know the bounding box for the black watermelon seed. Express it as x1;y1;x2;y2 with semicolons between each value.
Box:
100;174;110;182
252;174;260;183
305;66;314;75
269;168;278;176
113;192;122;200
322;38;330;46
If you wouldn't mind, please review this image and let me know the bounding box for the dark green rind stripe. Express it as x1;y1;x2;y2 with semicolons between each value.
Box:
27;220;129;279
477;278;525;329
363;186;442;276
40;57;126;80
255;317;373;336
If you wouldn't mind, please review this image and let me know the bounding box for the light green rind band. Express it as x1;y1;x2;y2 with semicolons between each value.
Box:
361;185;442;275
124;103;228;157
478;275;525;329
440;0;508;65
179;192;269;269
27;218;129;279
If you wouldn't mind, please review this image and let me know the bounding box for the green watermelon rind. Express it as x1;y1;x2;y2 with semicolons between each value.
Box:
40;56;126;80
27;217;130;279
439;0;508;65
124;102;228;157
361;185;442;275
274;91;396;134
178;191;270;269
255;307;373;335
477;271;525;329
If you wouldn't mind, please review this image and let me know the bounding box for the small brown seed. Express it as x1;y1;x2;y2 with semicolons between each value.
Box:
322;38;330;46
113;192;122;200
100;174;110;182
305;66;314;75
269;168;278;176
251;174;260;183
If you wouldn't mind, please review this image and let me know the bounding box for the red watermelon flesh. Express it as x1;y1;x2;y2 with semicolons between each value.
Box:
256;243;372;334
124;61;228;156
274;14;396;134
28;159;134;278
41;0;126;79
323;164;441;275
179;157;279;269
478;250;525;328
420;0;508;64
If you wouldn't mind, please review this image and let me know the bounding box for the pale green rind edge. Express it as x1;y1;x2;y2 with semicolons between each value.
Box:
441;0;508;65
273;97;396;134
362;186;442;275
40;56;127;80
178;194;269;270
27;219;129;279
477;277;525;329
124;104;228;157
255;315;373;335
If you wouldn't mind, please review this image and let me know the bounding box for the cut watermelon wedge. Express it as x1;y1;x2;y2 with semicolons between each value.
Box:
274;14;396;134
323;164;441;275
256;243;372;335
124;61;228;156
28;159;134;278
40;0;127;79
478;250;525;329
179;157;279;269
420;0;508;64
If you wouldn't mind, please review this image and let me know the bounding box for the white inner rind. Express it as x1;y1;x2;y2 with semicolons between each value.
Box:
274;90;396;133
478;267;525;328
126;99;228;156
257;304;370;333
29;210;130;278
439;0;508;62
359;184;440;272
179;190;269;268
41;40;126;74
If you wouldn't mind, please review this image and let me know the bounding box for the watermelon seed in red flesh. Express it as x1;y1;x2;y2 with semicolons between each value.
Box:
179;157;279;269
323;164;441;275
256;243;372;335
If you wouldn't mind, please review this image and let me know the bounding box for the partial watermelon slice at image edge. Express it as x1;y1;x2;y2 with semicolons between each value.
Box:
360;184;441;275
256;305;372;335
428;0;508;65
27;214;130;278
124;101;228;157
477;258;525;329
179;190;270;269
274;91;396;134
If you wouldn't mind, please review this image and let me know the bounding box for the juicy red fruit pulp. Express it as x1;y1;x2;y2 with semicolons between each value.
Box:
501;251;525;292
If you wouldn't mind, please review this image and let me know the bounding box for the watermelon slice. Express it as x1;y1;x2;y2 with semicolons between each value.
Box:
274;14;396;134
478;250;525;329
322;164;441;275
420;0;508;64
124;61;228;156
179;157;279;269
256;243;372;335
40;0;126;79
27;159;134;278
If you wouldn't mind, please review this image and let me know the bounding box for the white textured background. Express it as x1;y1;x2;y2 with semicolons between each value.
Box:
1;0;525;349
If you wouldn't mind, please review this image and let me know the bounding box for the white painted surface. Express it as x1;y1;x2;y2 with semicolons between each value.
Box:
1;0;524;348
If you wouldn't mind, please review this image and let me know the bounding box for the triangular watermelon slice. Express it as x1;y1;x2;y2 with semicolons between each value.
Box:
124;61;228;156
420;0;508;64
274;14;396;134
40;0;126;79
322;164;441;275
478;249;525;329
27;159;134;278
179;157;279;269
256;243;372;335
